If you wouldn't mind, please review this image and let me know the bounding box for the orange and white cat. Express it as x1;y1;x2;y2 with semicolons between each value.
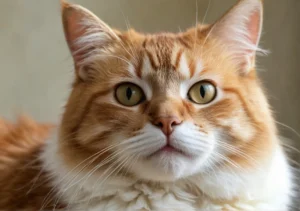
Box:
0;0;294;210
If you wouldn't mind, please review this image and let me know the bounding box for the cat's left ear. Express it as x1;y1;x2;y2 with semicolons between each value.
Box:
61;0;120;81
211;0;266;74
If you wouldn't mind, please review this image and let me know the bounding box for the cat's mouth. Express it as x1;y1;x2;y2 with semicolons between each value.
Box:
148;143;189;158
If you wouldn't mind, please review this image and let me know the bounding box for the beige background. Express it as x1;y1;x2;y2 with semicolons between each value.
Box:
0;0;299;139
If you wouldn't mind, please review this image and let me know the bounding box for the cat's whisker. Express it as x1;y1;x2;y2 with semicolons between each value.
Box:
16;158;44;191
192;0;199;56
122;154;140;178
212;152;240;169
42;142;126;210
201;23;216;54
282;142;300;155
216;142;265;173
179;133;209;141
217;137;265;154
121;133;159;145
201;0;211;27
202;156;219;175
66;138;143;193
126;137;163;149
200;0;211;56
25;165;44;195
75;155;130;209
65;148;126;193
86;154;134;207
178;137;210;147
54;150;124;210
174;138;211;151
215;141;259;164
210;153;243;179
119;10;139;65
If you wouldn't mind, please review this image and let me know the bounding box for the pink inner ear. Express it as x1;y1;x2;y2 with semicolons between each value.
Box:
247;9;261;45
65;12;87;59
239;9;261;72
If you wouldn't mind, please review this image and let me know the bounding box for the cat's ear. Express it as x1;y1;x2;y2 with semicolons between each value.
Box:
61;0;120;80
211;0;266;74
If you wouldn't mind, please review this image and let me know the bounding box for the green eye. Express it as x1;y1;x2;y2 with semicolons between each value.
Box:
188;81;217;104
115;83;145;106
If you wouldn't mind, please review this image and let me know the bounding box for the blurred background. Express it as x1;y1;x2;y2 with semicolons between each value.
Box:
0;0;299;205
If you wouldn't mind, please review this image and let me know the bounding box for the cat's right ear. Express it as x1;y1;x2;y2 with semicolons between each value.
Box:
61;0;120;80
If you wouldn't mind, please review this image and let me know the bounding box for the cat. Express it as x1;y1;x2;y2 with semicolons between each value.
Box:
0;0;294;210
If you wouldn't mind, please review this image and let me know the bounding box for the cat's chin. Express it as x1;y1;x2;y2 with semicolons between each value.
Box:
130;151;207;182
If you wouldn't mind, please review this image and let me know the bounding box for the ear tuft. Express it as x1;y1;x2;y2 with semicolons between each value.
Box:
211;0;267;74
60;0;71;12
60;1;120;80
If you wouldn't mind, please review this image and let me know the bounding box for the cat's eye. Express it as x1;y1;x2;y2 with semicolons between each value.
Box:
188;81;216;104
115;83;145;106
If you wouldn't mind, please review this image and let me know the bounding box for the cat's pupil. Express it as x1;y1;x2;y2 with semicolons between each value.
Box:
126;87;133;100
200;85;206;98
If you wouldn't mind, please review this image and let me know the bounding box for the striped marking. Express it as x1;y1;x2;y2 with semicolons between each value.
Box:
130;37;205;79
145;50;159;70
177;53;190;78
69;89;112;139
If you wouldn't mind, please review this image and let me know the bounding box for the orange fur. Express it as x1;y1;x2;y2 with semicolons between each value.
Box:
0;117;63;210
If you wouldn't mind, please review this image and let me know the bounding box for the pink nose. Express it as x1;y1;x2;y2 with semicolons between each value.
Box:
153;116;182;136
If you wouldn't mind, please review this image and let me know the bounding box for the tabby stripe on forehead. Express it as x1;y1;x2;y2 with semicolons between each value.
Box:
178;36;192;49
189;60;196;77
174;48;184;70
142;38;148;48
156;49;163;68
145;50;158;70
142;38;158;70
135;52;144;78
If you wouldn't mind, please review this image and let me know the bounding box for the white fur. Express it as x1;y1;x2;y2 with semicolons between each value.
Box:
193;60;204;77
41;126;293;211
128;63;138;77
177;53;190;78
141;54;153;78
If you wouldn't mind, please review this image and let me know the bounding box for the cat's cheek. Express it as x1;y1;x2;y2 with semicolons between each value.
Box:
216;114;256;143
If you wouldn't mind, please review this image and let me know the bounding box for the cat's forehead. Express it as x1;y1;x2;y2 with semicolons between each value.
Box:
131;34;204;83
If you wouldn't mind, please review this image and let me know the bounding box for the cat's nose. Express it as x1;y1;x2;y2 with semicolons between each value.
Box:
153;116;182;136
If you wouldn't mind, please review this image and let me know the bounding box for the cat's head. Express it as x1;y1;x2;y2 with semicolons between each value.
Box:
59;0;276;182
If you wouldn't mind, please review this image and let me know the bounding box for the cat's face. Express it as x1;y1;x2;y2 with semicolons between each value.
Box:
59;0;275;182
